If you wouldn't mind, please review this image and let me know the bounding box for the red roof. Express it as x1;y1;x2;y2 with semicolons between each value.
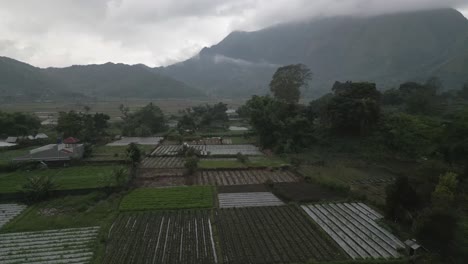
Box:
63;137;80;144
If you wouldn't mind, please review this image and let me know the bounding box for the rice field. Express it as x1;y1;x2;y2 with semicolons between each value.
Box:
301;202;405;259
195;170;299;186
0;204;26;228
218;192;284;208
103;211;217;264
0;226;100;264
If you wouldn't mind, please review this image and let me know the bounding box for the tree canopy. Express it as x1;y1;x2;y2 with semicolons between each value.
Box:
0;111;40;137
56;110;110;142
269;64;311;104
120;103;166;136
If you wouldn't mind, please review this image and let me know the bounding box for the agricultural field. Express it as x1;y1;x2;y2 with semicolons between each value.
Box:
151;145;204;156
186;138;233;145
218;192;284;208
195;169;299;186
215;206;347;263
90;145;155;160
119;187;214;211
301;203;405;259
0;204;26;228
137;169;186;187
107;137;163;146
199;157;288;169
140;157;185;169
103;210;218;264
272;182;345;202
0;226;100;264
298;165;396;205
0;166;123;193
205;145;263;156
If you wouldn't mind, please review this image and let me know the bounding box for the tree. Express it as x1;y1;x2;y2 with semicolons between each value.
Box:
431;172;458;209
184;157;199;175
126;143;141;167
56;111;110;142
0;111;41;137
399;79;439;115
324;82;381;135
22;175;57;203
385;176;420;224
121;103;166;136
269;64;312;104
177;102;229;132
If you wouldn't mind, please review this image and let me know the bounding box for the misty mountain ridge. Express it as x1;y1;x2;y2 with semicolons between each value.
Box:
1;8;468;100
0;58;204;102
161;8;468;97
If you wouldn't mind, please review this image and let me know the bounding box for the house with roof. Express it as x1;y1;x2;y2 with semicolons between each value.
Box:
13;137;84;163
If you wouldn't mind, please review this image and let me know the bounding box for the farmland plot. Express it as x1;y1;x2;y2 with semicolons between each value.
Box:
218;192;284;208
187;138;233;145
195;170;299;186
103;210;218;264
0;204;26;228
215;206;347;264
141;157;185;168
301;203;405;259
151;145;205;156
0;226;99;264
107;137;163;146
205;145;262;156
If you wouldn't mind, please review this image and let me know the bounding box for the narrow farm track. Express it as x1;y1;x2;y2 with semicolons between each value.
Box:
0;203;26;228
214;206;347;264
196;170;299;186
218;192;284;208
103;211;217;264
301;202;405;259
0;226;99;264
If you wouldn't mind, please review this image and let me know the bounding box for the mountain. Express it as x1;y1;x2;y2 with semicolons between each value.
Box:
0;56;70;102
160;8;468;97
43;63;204;99
0;57;203;102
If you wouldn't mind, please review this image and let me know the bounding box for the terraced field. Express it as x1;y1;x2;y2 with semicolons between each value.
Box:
215;206;347;264
151;145;205;156
218;192;284;208
141;157;185;168
103;211;217;264
107;137;163;146
301;203;405;259
195;170;299;186
0;204;26;228
0;226;100;264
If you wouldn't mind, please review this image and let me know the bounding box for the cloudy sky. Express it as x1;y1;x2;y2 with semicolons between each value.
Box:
0;0;467;68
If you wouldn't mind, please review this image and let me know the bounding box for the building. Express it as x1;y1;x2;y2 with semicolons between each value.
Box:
13;138;84;162
5;137;17;144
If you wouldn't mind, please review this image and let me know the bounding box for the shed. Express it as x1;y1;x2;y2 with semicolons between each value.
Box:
404;239;424;256
35;133;49;139
5;137;17;143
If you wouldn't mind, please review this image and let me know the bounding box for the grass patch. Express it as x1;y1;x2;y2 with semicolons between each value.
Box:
120;186;214;211
0;192;122;264
0;147;36;166
199;157;288;169
0;165;124;193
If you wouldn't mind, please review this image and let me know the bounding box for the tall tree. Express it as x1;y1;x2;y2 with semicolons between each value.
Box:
269;64;312;104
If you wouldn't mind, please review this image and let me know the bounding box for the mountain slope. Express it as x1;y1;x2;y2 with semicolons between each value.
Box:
44;63;203;98
0;57;204;101
161;8;468;97
0;56;67;101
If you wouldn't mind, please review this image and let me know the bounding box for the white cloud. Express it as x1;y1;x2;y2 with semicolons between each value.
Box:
0;0;466;68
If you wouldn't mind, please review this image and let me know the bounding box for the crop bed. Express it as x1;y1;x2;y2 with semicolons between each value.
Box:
103;210;218;264
215;206;346;263
187;138;233;145
0;226;99;264
0;204;26;228
141;157;185;168
301;203;405;259
120;187;214;211
151;145;205;156
195;170;299;186
218;192;284;208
